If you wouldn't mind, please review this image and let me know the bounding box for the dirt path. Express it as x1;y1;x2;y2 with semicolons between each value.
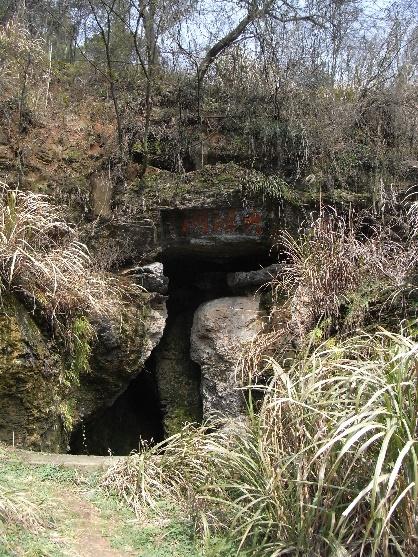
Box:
1;445;199;556
59;490;134;557
1;447;137;556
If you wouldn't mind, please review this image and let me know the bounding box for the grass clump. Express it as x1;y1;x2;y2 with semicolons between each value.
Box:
0;457;60;556
0;486;43;535
0;181;134;328
279;199;418;341
104;330;417;556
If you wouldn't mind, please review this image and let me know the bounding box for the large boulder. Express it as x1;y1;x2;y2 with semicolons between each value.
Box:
0;289;167;453
75;293;167;421
190;296;262;419
0;293;66;452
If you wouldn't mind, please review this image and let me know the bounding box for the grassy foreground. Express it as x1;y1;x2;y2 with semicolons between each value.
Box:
104;330;418;557
0;449;204;557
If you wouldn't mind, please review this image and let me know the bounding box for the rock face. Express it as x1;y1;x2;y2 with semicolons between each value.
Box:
161;206;271;260
227;264;283;293
0;162;302;452
75;293;167;421
90;163;304;268
190;296;262;419
0;289;167;452
0;294;66;452
121;262;169;294
154;311;202;437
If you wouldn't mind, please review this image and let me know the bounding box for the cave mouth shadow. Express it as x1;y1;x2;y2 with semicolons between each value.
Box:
68;357;164;456
69;248;278;457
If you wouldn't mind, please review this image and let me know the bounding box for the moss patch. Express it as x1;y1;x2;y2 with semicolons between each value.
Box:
66;316;95;386
0;292;68;451
154;311;201;437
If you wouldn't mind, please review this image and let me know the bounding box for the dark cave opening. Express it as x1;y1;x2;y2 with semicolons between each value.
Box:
161;248;278;325
69;357;164;456
69;245;277;456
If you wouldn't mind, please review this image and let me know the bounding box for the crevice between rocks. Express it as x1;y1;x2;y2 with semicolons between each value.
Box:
69;243;277;456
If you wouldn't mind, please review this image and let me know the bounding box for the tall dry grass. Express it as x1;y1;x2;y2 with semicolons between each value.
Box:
0;21;47;110
103;193;418;556
0;182;127;324
104;330;417;556
279;201;418;341
0;487;43;533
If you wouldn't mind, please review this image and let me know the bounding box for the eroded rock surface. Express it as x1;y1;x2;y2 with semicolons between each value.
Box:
190;296;262;419
155;310;202;437
75;293;167;421
121;262;169;294
227;264;283;293
0;294;66;452
0;288;167;452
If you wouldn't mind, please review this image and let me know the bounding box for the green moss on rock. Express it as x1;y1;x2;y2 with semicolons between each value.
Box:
0;292;68;451
154;311;202;437
65;316;94;386
73;291;167;426
0;287;167;453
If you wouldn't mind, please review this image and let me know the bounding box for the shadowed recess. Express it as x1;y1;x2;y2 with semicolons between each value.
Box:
69;360;163;456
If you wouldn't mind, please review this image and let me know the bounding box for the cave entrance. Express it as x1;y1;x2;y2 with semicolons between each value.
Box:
157;247;276;436
69;357;163;456
69;240;276;456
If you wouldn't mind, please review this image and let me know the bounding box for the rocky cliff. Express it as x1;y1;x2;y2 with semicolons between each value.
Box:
0;160;304;454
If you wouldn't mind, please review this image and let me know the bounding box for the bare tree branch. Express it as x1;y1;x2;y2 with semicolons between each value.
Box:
197;0;276;84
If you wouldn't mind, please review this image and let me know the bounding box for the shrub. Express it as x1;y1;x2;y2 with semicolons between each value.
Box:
279;200;418;341
0;181;128;325
103;331;417;556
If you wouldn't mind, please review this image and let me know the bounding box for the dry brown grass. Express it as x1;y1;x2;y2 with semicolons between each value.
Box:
239;195;418;385
0;21;47;112
0;487;43;533
279;201;418;341
0;182;132;324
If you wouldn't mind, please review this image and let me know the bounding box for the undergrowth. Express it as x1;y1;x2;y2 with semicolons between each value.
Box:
104;330;417;556
0;182;136;328
278;196;418;342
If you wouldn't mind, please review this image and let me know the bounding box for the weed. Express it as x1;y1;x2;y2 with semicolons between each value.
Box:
104;330;418;556
0;182;138;328
65;316;94;385
279;201;418;342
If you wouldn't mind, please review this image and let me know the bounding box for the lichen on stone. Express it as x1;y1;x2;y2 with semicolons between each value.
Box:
0;292;68;451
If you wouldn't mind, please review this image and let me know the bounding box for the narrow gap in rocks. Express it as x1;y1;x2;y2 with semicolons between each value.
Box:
68;356;164;456
69;248;276;456
155;249;276;437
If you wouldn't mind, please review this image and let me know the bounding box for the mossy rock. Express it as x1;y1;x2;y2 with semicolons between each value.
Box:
73;291;167;424
154;310;202;437
0;286;167;453
0;292;68;451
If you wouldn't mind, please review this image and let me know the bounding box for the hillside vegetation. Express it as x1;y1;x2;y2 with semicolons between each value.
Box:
1;1;417;207
0;1;417;556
